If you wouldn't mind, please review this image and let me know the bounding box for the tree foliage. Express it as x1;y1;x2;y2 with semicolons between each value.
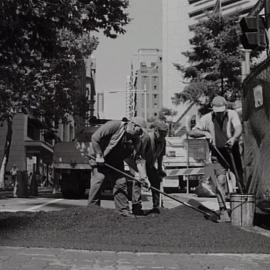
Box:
0;0;130;184
174;13;262;104
158;107;177;121
0;0;130;125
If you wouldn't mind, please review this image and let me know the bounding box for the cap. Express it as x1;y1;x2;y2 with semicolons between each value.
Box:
152;120;168;132
212;96;227;112
131;117;147;129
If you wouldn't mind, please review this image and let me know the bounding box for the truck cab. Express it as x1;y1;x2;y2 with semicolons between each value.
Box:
53;119;110;198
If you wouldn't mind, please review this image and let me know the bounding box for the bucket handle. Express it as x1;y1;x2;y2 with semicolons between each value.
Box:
231;197;249;212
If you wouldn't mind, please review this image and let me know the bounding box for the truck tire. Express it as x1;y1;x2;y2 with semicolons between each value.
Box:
61;177;74;199
61;176;85;199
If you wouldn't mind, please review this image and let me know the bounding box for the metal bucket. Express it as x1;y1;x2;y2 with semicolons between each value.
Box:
230;194;255;227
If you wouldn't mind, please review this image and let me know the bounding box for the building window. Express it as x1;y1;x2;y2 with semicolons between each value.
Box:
27;119;41;140
142;76;148;89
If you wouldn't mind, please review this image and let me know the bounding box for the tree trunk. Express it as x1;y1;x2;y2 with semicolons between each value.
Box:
221;75;224;94
0;119;13;188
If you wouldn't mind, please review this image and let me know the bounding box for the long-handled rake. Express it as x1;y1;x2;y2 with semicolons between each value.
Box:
87;155;220;222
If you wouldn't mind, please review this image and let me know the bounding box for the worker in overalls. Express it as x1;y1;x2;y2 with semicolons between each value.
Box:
129;120;168;216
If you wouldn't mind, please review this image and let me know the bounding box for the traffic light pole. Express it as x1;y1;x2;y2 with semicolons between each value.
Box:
266;0;270;54
240;47;251;82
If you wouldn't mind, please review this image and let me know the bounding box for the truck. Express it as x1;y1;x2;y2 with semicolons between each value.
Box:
162;136;208;193
53;119;110;199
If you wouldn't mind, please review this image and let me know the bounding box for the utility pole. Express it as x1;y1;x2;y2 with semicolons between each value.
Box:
265;0;270;54
240;47;252;82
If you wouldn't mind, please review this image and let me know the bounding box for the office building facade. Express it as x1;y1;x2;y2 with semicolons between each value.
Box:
133;49;163;121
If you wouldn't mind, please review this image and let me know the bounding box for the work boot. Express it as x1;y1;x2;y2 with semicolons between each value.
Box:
217;210;231;223
150;207;160;216
120;211;135;218
132;209;145;216
132;204;145;216
87;199;101;207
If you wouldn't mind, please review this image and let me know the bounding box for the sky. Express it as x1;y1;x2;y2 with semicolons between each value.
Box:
93;0;162;119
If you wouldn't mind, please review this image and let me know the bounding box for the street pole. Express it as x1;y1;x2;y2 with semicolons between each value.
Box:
240;47;251;82
265;0;270;55
240;46;251;190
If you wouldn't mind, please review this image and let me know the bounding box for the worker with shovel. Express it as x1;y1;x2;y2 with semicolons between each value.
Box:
188;95;243;222
87;118;149;217
127;119;168;216
87;118;220;222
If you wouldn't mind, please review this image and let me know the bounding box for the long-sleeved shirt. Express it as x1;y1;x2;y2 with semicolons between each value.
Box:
193;110;242;146
91;120;127;157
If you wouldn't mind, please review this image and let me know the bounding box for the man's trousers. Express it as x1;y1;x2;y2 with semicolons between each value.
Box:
88;162;130;215
132;166;162;210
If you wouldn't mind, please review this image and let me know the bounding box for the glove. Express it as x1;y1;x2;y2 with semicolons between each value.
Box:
141;177;151;191
95;154;105;166
225;137;236;149
158;169;167;178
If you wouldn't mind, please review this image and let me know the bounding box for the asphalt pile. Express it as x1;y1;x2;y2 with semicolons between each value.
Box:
1;206;270;253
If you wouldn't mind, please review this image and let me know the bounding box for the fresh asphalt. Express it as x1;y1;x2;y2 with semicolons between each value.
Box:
1;189;270;269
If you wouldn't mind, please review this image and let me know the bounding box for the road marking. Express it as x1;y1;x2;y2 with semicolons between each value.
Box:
25;198;63;212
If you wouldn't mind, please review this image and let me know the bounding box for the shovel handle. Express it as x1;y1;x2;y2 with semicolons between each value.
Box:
87;155;219;218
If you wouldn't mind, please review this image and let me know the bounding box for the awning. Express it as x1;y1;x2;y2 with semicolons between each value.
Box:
25;140;53;163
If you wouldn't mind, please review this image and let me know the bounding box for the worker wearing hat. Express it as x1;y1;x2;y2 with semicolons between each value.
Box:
129;119;168;215
189;95;243;222
148;120;168;214
87;118;147;217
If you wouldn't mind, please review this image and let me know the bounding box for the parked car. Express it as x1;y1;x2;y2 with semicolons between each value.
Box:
53;119;111;199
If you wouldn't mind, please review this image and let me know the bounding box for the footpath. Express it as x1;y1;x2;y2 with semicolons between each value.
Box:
1;246;270;270
1;191;270;269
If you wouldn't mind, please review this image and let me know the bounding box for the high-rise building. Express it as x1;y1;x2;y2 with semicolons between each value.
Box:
188;0;257;21
162;0;258;109
85;57;96;123
132;49;163;121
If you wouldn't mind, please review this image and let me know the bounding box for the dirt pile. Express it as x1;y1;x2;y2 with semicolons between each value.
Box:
1;206;270;253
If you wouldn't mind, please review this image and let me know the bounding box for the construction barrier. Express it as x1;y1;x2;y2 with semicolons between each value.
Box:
165;167;205;194
166;167;204;177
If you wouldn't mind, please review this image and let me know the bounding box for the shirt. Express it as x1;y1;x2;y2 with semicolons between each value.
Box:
194;109;241;146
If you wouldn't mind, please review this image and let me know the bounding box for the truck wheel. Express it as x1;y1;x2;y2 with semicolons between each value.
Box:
61;177;86;199
78;184;86;198
61;177;74;199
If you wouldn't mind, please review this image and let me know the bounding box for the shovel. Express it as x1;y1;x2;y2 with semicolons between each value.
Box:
211;144;244;194
87;155;220;222
225;146;244;194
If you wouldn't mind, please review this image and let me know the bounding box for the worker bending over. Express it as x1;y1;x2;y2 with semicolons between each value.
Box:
87;118;148;217
128;120;168;216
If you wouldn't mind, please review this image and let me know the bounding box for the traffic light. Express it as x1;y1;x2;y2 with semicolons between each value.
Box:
239;16;267;50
